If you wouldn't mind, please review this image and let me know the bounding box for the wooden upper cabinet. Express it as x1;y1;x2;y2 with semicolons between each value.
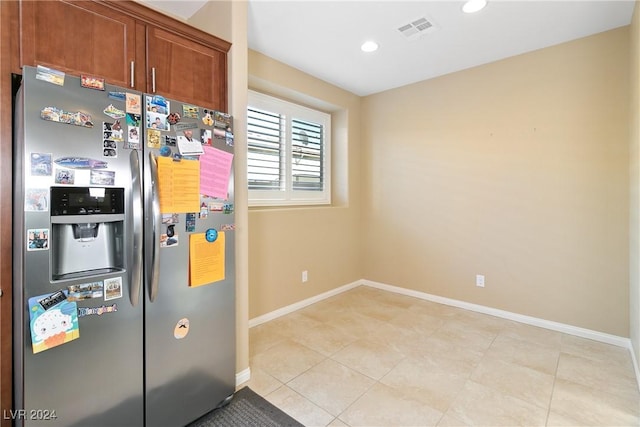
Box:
18;0;230;109
146;26;228;111
19;1;138;89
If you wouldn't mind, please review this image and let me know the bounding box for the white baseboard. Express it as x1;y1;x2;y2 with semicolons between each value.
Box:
235;367;251;387
362;279;639;391
248;280;362;328
362;279;631;348
247;278;639;389
631;345;640;392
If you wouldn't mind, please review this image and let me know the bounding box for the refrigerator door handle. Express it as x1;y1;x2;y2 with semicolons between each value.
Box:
129;150;143;306
148;152;161;302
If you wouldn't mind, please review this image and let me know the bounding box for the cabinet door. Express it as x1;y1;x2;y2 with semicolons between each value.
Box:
147;26;227;111
20;0;138;89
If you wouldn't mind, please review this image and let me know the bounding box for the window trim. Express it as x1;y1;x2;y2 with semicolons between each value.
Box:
248;90;331;207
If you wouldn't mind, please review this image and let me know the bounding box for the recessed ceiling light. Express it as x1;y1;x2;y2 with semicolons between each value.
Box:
462;0;487;13
361;41;379;53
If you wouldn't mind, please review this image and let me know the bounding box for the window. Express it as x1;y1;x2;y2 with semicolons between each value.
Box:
247;91;331;206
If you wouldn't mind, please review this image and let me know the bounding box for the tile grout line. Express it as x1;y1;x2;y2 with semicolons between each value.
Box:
544;340;563;426
441;326;503;425
250;286;639;426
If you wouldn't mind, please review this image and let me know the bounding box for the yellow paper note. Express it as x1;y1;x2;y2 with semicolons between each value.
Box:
189;232;225;287
157;156;200;213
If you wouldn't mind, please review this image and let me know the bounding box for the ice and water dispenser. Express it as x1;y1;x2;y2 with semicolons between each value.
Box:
50;186;125;280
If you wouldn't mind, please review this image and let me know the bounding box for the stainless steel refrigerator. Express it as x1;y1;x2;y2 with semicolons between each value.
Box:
13;65;236;426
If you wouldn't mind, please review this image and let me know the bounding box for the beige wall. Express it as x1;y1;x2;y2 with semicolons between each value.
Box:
188;2;251;375
187;1;635;374
247;50;363;319
362;28;630;336
630;3;640;373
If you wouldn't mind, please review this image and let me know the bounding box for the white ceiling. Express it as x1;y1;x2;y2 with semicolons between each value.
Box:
145;0;635;96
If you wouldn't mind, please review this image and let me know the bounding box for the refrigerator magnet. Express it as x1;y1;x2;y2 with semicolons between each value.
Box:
148;113;168;131
126;93;141;115
80;75;105;91
127;129;140;149
185;213;196;233
199;203;208;219
213;128;225;139
205;228;218;243
127;113;141;149
103;124;118;158
159;145;172;157
209;202;224;212
167;112;181;125
30;153;52;176
147;128;161;149
146;95;169;115
40;106;61;122
201;129;212;146
162;213;179;225
182;104;199;119
28;292;79;354
160;233;179;248
104;277;123;301
126;113;141;128
37;290;67;311
174;122;198;132
40;107;93;127
54;169;75;185
165;135;177;146
54;157;108;169
103;141;117;158
77;304;118;318
90;170;115;186
225;131;234;147
174;318;190;339
35;65;65;86
109;91;126;102
67;281;104;302
202;109;214;126
27;228;49;251
214;111;232;129
25;188;49;212
103;104;125;119
103;121;123;142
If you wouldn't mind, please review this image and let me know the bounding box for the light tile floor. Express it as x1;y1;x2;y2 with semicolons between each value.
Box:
247;286;640;426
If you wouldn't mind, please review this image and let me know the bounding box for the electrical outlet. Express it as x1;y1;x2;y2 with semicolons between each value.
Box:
302;270;308;283
476;274;485;287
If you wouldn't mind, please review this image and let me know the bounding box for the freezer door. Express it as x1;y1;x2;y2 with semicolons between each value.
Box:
12;66;144;427
143;95;236;426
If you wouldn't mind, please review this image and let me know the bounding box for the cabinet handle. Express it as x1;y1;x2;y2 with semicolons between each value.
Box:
151;67;156;93
130;61;135;88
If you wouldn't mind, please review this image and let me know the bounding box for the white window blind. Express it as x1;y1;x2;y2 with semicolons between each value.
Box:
247;91;331;206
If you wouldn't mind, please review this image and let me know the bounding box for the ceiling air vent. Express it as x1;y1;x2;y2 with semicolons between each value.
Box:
397;16;437;40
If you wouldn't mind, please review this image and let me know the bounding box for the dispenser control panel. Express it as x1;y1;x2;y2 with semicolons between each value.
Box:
50;187;124;216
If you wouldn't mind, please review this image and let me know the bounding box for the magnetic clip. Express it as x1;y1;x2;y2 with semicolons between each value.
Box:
205;228;218;243
160;146;172;157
